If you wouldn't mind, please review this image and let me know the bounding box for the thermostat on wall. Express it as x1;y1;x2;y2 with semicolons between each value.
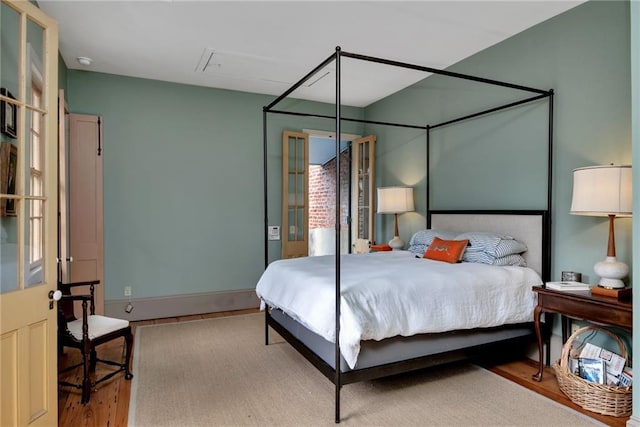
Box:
268;226;280;241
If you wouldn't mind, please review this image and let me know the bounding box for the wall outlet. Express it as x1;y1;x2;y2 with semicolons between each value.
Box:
125;302;134;313
124;286;132;297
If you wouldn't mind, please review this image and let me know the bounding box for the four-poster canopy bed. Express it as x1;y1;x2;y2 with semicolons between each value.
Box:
258;47;554;423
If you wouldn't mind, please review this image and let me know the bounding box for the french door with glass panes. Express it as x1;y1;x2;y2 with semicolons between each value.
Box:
282;131;309;259
282;131;376;258
351;136;376;245
0;1;60;426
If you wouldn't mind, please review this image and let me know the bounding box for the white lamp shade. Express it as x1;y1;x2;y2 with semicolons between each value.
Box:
570;165;632;217
377;187;415;214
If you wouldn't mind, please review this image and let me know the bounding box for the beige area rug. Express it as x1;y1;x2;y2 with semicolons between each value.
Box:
128;313;602;427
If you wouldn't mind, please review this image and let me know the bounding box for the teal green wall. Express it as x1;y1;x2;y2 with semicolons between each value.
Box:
58;53;67;92
66;71;363;300
631;0;639;420
367;1;632;287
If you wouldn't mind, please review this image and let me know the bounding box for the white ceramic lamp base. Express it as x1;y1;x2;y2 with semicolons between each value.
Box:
388;236;404;250
594;256;628;289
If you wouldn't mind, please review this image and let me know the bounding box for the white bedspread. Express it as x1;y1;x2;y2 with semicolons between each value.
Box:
256;251;541;368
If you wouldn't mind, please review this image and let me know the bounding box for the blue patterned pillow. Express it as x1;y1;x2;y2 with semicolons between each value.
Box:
455;231;527;266
455;232;502;254
494;239;528;257
462;250;495;264
462;251;527;267
455;232;527;256
493;254;527;267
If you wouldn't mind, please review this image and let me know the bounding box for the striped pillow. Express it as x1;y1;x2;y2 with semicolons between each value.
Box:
455;231;527;266
463;251;527;267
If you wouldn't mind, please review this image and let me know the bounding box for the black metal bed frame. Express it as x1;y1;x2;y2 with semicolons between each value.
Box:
261;46;554;423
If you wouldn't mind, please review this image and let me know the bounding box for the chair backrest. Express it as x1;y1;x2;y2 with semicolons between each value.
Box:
57;281;99;321
57;282;77;327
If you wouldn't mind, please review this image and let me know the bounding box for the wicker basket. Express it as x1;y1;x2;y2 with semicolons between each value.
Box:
552;325;632;417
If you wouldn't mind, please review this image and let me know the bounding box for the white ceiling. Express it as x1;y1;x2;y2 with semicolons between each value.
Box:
39;1;584;107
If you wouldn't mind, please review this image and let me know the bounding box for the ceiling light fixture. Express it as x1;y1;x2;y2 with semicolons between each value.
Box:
77;56;93;66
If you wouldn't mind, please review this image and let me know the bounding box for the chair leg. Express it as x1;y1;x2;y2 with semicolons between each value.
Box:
81;347;92;404
124;330;134;380
90;348;97;372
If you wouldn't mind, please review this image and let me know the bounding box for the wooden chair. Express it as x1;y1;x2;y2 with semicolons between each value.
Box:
57;280;133;403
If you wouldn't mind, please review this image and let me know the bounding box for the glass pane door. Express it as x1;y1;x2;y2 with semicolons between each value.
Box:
282;131;308;259
351;135;376;246
0;1;21;292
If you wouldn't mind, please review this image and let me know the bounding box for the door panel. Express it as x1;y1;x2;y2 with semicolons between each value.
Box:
282;131;309;259
0;1;59;425
68;114;104;314
58;90;69;283
1;330;18;425
1;287;56;426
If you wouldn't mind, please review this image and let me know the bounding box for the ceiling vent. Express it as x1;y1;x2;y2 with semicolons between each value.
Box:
194;48;217;72
194;47;332;88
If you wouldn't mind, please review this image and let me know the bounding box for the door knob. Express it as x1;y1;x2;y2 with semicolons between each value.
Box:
49;290;62;301
48;289;62;309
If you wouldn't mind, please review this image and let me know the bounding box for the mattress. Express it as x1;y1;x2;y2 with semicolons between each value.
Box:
256;250;541;368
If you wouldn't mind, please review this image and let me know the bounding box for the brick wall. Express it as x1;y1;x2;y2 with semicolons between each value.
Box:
309;151;349;229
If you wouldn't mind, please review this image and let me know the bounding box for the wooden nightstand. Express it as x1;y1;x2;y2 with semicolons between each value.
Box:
531;285;632;381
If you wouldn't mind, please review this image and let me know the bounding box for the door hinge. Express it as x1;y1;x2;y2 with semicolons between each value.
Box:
97;117;102;156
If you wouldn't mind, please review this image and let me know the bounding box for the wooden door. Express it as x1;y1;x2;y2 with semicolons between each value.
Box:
281;131;309;258
351;135;376;245
0;1;59;426
58;90;69;283
67;114;104;314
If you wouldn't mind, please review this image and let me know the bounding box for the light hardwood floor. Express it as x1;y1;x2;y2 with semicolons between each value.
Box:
58;309;628;427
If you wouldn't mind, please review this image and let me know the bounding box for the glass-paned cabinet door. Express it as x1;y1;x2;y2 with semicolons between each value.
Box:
282;131;308;258
351;136;376;246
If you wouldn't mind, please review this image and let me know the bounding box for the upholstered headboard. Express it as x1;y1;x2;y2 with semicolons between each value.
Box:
429;210;548;278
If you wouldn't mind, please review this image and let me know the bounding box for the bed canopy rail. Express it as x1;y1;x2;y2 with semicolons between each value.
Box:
262;46;554;423
340;50;549;95
266;109;428;130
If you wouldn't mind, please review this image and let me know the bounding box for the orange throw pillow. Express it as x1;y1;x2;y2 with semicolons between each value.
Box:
424;237;469;263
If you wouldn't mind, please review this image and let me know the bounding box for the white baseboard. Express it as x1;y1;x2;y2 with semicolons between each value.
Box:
104;289;260;321
627;415;640;427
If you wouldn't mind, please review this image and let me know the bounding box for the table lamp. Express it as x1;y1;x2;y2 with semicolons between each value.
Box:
377;186;414;250
570;165;632;288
